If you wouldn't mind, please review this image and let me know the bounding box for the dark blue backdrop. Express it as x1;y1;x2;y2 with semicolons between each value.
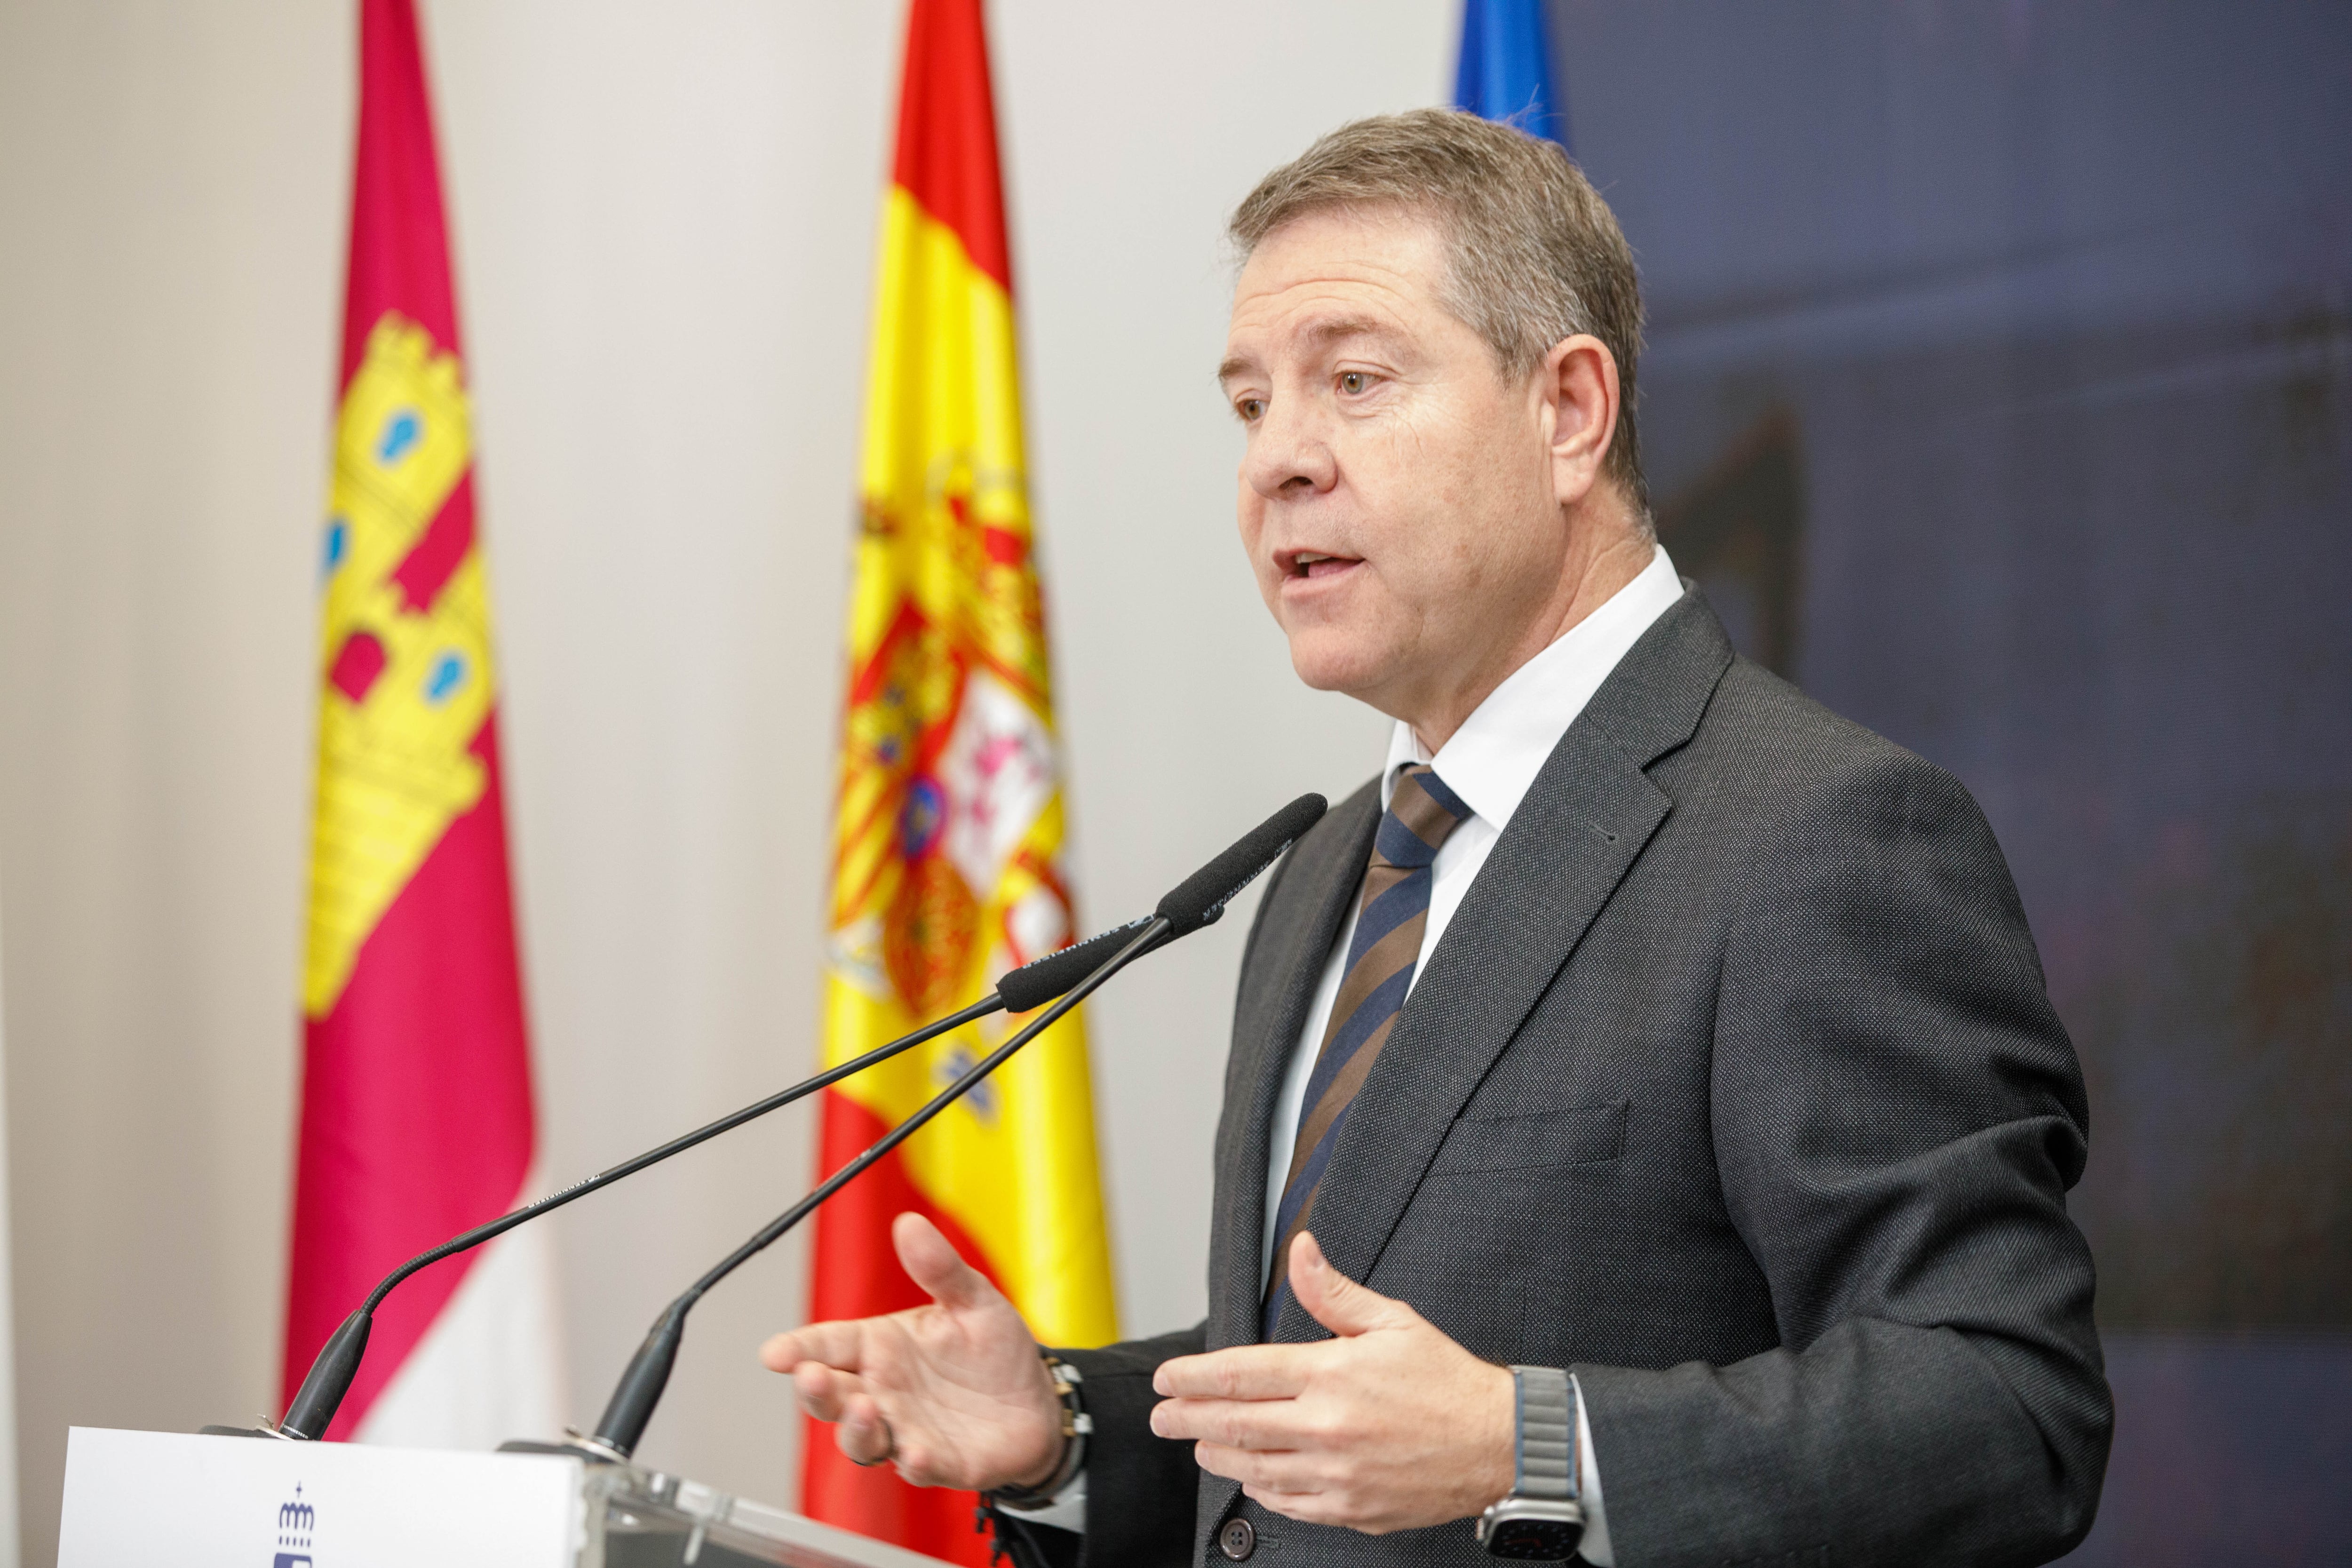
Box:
1551;2;2352;1560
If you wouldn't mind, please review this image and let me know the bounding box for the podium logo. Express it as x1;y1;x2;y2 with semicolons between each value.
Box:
274;1482;315;1568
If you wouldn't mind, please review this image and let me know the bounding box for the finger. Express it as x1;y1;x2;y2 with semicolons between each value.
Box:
1152;1345;1310;1400
1150;1395;1313;1449
835;1390;895;1466
792;1361;870;1423
759;1318;870;1376
1288;1231;1414;1338
893;1211;999;1313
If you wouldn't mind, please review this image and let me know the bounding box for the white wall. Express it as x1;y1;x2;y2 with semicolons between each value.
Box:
0;1;1447;1559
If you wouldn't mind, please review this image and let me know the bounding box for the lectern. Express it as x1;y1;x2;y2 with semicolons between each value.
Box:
58;1427;956;1568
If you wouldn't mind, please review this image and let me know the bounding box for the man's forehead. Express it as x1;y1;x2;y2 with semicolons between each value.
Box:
1221;211;1445;373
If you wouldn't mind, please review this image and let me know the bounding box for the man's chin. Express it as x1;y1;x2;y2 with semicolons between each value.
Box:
1285;639;1398;707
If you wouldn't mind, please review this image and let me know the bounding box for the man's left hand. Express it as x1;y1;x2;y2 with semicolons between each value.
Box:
1149;1231;1517;1534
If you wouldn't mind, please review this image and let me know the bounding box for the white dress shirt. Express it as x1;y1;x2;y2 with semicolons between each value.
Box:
1012;546;1683;1549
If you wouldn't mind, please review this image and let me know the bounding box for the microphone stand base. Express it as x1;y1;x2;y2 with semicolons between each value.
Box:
198;1417;301;1441
498;1432;630;1465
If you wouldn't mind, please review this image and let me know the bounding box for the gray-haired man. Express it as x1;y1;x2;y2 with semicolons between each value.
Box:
764;110;2110;1568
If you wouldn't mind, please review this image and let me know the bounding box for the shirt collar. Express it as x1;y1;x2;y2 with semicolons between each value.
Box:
1381;544;1686;829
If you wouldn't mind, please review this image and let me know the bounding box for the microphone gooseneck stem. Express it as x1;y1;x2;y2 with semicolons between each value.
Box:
277;1308;373;1441
587;915;1174;1460
271;991;1005;1441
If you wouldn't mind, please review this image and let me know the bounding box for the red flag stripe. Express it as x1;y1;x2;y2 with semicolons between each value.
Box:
804;1092;1004;1564
890;0;1013;294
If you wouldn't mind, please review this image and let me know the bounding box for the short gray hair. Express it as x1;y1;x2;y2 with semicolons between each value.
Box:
1229;108;1649;512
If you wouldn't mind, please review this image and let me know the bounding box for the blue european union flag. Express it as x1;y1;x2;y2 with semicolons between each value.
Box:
1453;0;1569;152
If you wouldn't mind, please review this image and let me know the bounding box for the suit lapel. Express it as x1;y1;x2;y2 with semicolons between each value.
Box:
1205;778;1383;1351
1270;589;1737;1338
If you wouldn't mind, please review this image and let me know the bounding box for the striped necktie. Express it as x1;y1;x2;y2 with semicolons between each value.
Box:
1263;763;1473;1337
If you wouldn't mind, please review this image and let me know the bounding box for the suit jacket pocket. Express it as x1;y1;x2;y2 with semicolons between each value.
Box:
1428;1099;1626;1174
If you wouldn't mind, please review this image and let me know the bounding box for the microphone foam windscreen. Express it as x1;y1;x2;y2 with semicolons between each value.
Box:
1155;793;1328;936
996;919;1160;1013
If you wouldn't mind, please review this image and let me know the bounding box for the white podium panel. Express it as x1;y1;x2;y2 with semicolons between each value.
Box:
61;1429;583;1567
58;1428;955;1568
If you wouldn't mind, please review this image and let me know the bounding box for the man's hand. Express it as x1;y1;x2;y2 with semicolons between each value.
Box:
759;1211;1065;1493
1149;1232;1516;1535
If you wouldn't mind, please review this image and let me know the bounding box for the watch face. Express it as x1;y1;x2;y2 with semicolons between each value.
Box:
1486;1516;1584;1560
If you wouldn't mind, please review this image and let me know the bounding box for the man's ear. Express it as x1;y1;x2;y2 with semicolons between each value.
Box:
1541;333;1621;509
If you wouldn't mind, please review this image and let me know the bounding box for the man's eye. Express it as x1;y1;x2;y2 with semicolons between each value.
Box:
1339;372;1370;395
1237;398;1265;422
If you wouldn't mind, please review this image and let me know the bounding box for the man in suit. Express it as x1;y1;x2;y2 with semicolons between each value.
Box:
763;110;2110;1567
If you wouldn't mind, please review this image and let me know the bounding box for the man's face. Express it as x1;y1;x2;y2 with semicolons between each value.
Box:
1220;207;1566;726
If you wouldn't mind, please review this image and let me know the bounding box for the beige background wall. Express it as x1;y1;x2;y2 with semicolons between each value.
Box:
0;0;1447;1558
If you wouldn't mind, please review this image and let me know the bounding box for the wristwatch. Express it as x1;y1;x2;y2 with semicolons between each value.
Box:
1476;1366;1584;1560
981;1355;1090;1512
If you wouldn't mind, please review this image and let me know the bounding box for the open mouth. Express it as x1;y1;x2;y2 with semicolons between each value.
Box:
1286;549;1361;581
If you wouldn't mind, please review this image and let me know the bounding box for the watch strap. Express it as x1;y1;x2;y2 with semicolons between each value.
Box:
1509;1366;1578;1503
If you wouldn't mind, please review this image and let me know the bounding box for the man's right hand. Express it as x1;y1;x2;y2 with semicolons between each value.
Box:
760;1210;1067;1493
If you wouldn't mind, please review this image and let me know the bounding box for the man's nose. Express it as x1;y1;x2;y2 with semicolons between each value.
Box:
1241;398;1337;501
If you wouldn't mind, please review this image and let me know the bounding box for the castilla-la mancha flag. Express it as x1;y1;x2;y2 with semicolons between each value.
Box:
282;0;562;1447
809;0;1117;1557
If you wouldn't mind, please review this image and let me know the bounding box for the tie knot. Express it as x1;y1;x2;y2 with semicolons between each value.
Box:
1379;764;1472;869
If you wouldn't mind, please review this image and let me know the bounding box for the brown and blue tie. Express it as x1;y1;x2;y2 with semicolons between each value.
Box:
1263;763;1473;1337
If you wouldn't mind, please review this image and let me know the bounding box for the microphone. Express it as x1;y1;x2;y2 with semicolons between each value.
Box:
1155;790;1326;936
567;791;1327;1462
224;922;1172;1443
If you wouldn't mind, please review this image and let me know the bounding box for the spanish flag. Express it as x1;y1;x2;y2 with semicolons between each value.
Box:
281;0;560;1446
808;0;1116;1556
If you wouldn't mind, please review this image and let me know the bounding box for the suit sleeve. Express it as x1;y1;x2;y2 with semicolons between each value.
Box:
1573;751;2112;1568
1046;1324;1206;1567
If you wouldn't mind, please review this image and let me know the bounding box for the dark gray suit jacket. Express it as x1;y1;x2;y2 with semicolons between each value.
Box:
1051;589;2110;1567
